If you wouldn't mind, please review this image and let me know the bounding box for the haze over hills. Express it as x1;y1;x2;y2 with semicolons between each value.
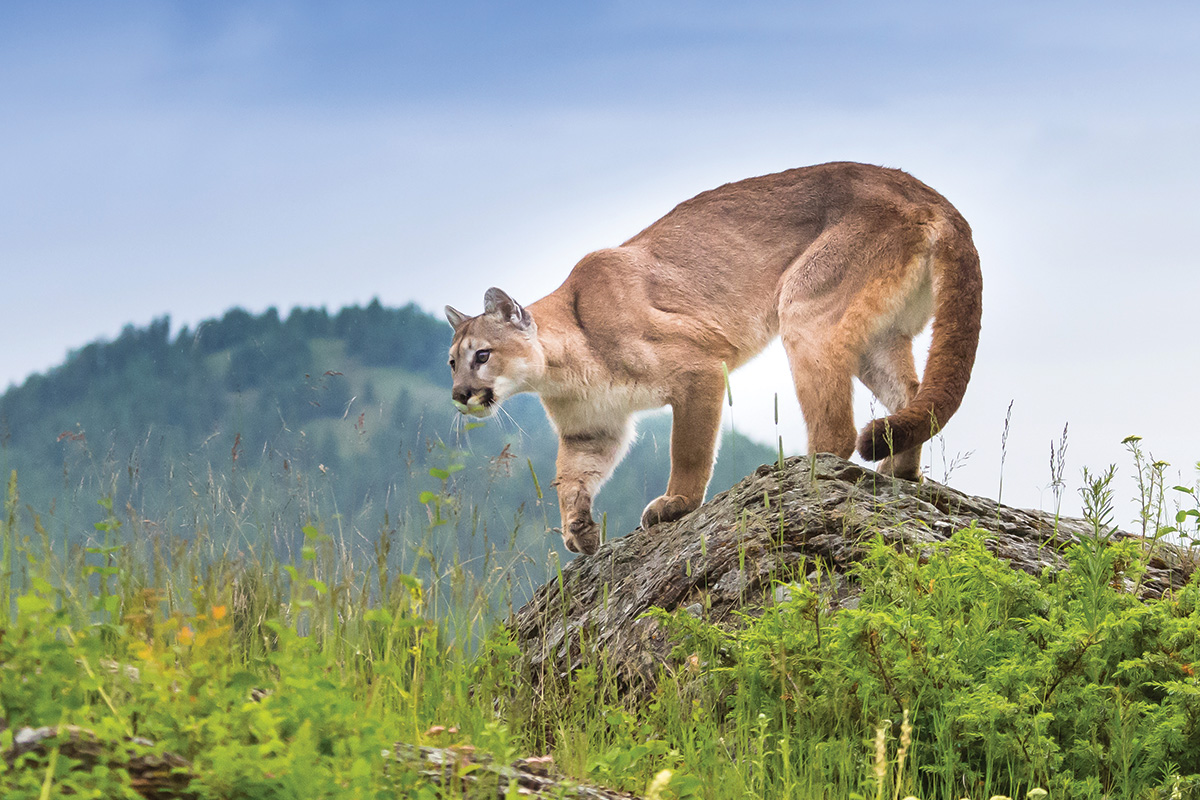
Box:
0;300;774;583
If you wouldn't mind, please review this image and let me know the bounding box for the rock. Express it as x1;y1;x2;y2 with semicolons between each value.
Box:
511;454;1198;692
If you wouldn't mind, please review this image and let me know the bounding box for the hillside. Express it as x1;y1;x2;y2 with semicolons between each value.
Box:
0;300;774;586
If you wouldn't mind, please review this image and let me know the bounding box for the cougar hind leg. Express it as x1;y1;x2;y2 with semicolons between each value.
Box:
856;332;923;479
777;301;857;459
777;216;932;470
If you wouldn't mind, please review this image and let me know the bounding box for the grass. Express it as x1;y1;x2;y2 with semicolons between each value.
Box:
2;436;1200;799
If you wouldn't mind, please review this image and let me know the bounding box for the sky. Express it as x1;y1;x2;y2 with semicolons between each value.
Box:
3;1;1199;524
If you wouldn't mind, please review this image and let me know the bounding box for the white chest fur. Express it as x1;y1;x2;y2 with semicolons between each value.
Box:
541;378;665;437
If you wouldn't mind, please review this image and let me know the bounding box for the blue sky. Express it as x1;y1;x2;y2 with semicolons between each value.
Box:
3;1;1199;518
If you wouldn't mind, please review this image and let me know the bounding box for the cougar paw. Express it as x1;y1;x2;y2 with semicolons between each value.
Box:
877;450;921;481
640;494;697;529
562;515;600;556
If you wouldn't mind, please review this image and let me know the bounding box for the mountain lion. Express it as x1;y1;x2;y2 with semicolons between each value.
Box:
445;162;982;555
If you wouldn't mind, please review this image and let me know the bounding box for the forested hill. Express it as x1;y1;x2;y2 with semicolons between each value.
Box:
0;300;773;575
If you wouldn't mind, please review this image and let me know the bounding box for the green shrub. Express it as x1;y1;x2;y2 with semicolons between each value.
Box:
653;502;1200;798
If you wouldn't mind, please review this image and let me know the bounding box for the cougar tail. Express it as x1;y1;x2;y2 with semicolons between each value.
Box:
856;219;982;461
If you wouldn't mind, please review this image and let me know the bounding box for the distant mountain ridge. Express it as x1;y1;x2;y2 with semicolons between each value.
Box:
0;300;774;575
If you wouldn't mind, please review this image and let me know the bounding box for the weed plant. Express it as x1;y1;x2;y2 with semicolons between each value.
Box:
2;439;1200;799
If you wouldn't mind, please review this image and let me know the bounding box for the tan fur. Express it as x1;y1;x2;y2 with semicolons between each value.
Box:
445;162;982;555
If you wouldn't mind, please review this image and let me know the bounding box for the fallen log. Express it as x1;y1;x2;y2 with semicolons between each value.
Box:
2;722;196;799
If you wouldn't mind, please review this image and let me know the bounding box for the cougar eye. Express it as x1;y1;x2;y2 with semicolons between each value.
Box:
448;358;456;370
474;350;490;365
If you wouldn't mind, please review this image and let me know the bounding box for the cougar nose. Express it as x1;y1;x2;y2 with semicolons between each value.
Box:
452;387;471;405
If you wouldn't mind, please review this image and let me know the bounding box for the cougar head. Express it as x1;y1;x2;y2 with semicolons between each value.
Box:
444;287;540;418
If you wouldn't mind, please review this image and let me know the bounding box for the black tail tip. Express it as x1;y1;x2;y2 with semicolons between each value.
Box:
856;420;890;461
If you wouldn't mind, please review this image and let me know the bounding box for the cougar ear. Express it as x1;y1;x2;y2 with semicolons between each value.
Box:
483;287;533;331
444;305;470;329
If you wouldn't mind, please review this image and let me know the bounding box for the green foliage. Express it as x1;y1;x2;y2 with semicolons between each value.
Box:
0;468;521;798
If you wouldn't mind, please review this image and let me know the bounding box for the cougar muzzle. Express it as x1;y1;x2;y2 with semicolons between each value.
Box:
451;386;495;417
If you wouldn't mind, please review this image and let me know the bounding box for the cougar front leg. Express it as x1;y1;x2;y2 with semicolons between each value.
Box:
553;426;630;556
641;375;725;529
